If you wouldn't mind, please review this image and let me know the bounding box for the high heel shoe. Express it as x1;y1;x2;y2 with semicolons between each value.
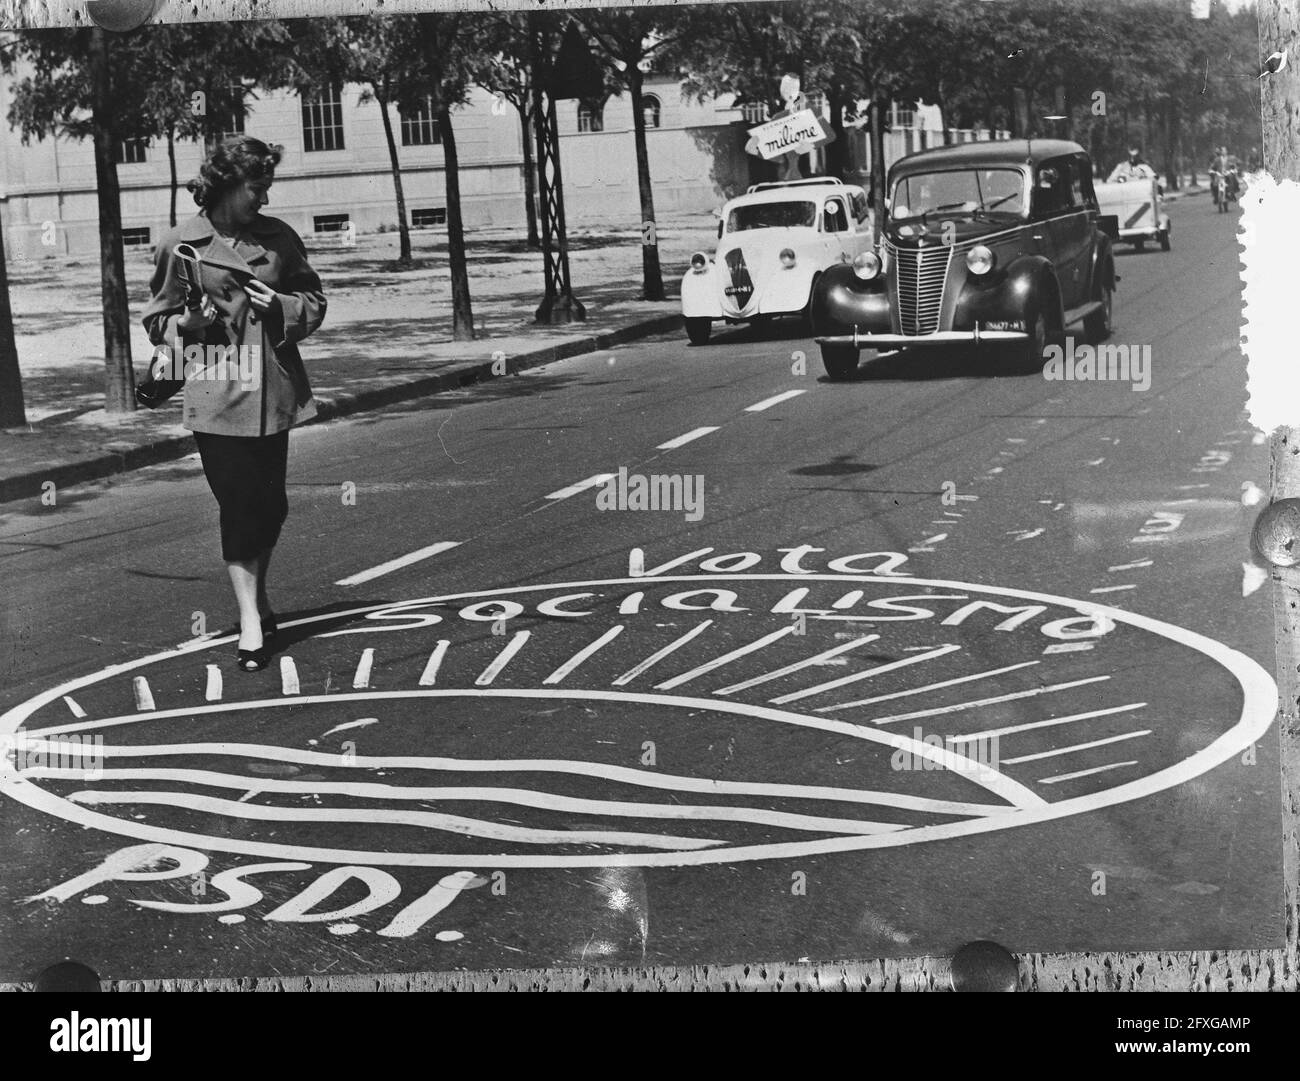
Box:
260;613;279;640
236;645;271;672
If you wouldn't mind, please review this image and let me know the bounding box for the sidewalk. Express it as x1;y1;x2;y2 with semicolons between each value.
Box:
0;217;717;503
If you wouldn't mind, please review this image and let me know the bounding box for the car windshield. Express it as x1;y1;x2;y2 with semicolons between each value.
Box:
726;201;818;232
890;168;1026;220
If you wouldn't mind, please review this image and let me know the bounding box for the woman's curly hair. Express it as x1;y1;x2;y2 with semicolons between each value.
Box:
187;136;283;209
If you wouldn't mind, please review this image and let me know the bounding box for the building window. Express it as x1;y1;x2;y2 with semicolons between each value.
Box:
411;208;447;228
122;227;151;247
740;101;768;125
641;94;662;129
302;86;345;152
804;91;827;116
399;97;442;146
212;84;247;142
577;100;604;133
313;213;350;235
891;102;916;130
114;137;148;164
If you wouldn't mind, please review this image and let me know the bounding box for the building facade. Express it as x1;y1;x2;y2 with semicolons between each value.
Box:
0;64;1003;257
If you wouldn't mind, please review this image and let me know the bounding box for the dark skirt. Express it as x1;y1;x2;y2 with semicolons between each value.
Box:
193;430;290;562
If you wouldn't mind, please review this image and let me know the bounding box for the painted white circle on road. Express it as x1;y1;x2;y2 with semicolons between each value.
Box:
0;574;1277;867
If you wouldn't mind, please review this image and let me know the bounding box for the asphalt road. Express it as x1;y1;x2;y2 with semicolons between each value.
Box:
0;194;1282;981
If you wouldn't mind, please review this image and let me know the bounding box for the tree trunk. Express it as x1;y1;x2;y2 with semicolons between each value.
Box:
869;95;886;245
167;126;178;228
90;27;135;413
0;218;27;429
628;68;664;302
518;102;540;249
1162;102;1179;191
438;105;475;341
937;91;950;146
377;94;412;266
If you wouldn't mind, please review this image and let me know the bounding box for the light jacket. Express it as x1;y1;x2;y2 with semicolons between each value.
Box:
1106;161;1155;184
142;212;327;436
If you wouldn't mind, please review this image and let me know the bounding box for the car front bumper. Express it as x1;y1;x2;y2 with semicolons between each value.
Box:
815;327;1029;349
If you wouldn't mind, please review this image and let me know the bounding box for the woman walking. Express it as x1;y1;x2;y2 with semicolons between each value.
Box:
143;136;327;672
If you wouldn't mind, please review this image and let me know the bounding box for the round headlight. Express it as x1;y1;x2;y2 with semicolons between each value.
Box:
852;251;881;281
779;248;797;268
690;252;708;273
966;245;995;276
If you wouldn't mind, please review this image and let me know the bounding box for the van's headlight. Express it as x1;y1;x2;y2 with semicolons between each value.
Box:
690;252;708;273
779;248;797;268
852;251;881;280
966;245;995;276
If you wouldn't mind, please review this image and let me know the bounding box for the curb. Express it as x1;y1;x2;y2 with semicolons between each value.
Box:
0;312;683;506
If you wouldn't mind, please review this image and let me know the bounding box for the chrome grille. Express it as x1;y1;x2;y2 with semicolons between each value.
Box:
892;245;949;335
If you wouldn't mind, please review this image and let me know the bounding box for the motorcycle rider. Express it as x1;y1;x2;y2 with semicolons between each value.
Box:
1209;146;1229;211
1107;146;1156;184
1225;160;1245;203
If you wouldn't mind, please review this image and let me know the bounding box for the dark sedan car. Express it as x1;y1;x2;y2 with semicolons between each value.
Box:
811;139;1118;380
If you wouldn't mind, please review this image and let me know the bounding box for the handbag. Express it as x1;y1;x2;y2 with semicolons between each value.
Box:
135;243;205;409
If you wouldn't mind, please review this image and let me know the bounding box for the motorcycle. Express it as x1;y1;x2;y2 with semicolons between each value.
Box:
1223;171;1241;208
1209;169;1227;212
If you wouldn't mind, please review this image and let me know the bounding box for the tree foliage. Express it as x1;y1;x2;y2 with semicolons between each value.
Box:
665;0;1260;179
577;7;691;301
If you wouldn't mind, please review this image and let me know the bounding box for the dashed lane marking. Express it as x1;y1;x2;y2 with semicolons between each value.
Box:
657;427;720;450
544;473;617;501
336;541;463;587
744;390;807;412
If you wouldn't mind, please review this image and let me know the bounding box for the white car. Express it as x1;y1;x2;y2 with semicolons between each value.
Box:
1094;173;1171;252
681;177;874;345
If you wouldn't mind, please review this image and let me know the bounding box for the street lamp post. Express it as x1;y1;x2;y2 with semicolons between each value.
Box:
529;78;584;324
528;16;603;325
